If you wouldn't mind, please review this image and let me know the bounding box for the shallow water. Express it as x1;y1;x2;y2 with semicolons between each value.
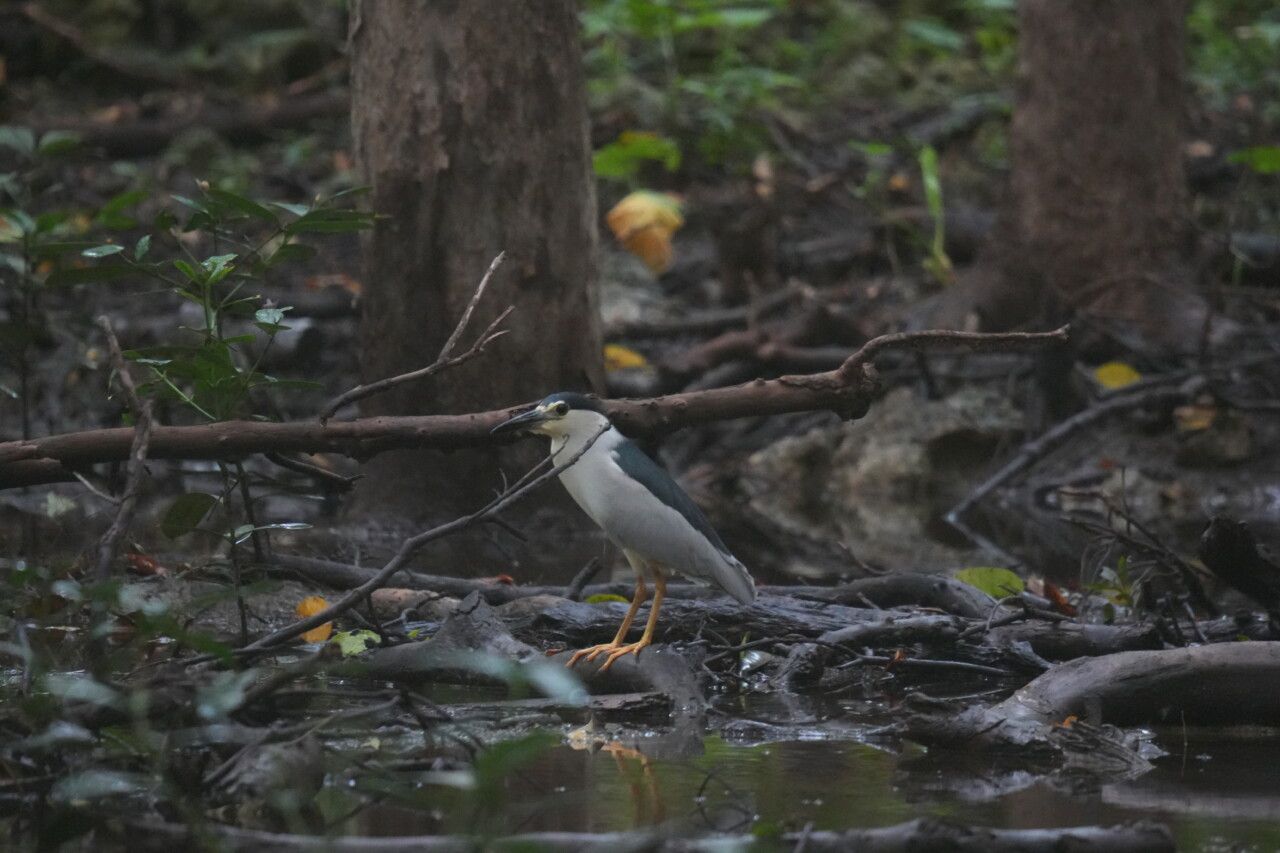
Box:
334;694;1280;851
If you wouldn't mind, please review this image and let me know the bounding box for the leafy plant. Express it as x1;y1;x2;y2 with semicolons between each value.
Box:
582;0;795;165
918;145;954;286
1085;555;1138;624
593;131;682;184
955;566;1024;599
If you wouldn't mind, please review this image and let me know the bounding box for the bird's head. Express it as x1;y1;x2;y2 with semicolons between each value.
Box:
492;392;611;440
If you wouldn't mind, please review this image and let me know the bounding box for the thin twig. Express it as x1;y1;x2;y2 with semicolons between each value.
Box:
945;379;1196;537
439;252;506;361
840;324;1071;379
565;558;604;602
235;422;610;655
318;253;508;422
91;317;154;583
264;451;361;491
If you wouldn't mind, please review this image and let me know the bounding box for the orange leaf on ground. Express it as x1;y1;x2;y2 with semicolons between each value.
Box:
605;191;684;273
124;552;169;577
295;595;333;643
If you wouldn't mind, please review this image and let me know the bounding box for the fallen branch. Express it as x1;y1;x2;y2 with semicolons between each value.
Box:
0;325;1069;489
117;817;1175;853
994;641;1280;727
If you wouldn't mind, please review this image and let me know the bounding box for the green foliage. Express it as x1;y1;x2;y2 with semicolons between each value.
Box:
62;183;373;422
582;0;796;166
32;0;347;91
1085;555;1138;624
583;593;631;604
918;145;954;286
593;131;682;182
954;566;1024;598
1230;145;1280;175
1188;0;1280;117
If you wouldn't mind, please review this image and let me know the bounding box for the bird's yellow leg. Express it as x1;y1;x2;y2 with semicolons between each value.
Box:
598;570;666;672
566;574;647;668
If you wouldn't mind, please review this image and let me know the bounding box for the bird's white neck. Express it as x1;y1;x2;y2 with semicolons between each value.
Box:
547;411;618;462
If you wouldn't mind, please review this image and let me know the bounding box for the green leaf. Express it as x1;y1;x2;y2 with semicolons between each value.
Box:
919;145;943;220
206;188;280;223
160;492;218;539
97;189;148;229
331;629;381;656
265;242;316;267
283;209;376;235
0;208;35;239
82;244;125;258
955;566;1024;598
584;593;630;604
849;140;894;158
1229;145;1280;175
36;130;83;156
0;126;36;155
254;306;291;335
135;235;152;260
172;259;200;282
271;202;311;218
34;209;71;234
593;132;682;178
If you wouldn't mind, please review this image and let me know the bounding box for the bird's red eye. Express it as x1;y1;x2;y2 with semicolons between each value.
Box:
554;402;569;416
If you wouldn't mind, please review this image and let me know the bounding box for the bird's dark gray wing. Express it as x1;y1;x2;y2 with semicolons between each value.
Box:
610;440;733;557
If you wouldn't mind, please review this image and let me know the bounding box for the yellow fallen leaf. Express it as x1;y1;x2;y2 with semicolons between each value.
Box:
604;343;649;372
606;191;684;273
1094;361;1141;389
295;595;333;643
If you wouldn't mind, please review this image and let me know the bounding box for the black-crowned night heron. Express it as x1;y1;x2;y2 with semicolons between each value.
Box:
494;392;756;670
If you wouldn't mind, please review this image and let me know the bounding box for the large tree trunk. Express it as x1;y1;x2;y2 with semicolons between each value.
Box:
349;2;602;526
945;0;1228;354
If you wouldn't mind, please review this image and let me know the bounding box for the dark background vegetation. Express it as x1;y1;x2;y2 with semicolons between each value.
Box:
2;0;1280;849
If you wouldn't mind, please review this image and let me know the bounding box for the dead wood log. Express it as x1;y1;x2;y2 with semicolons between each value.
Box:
118;817;1175;853
0;326;1069;489
817;574;997;618
276;557;999;620
773;614;968;690
335;592;540;685
984;621;1162;661
503;594;882;649
902;642;1280;760
996;641;1280;727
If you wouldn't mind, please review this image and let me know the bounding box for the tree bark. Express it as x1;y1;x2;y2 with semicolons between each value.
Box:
349;1;602;520
954;0;1226;354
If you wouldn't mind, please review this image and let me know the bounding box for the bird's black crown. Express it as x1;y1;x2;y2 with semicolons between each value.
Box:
539;391;606;414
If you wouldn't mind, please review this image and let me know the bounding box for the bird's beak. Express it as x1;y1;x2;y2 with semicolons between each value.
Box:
492;406;548;435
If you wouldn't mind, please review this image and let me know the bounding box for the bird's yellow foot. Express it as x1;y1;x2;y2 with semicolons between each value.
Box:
565;638;652;671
